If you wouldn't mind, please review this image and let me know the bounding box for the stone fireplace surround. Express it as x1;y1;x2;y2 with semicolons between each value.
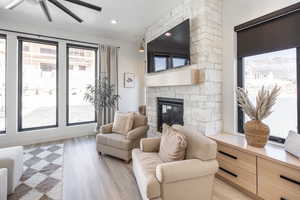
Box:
145;0;223;137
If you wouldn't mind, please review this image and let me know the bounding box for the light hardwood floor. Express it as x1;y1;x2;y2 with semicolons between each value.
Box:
63;136;253;200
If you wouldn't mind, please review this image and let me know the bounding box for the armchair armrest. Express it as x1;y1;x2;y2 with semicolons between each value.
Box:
100;123;113;134
0;168;7;200
140;137;161;152
156;159;218;184
126;126;148;140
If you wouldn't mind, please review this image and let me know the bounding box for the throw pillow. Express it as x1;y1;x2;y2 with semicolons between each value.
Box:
284;130;300;159
112;112;134;135
159;124;187;162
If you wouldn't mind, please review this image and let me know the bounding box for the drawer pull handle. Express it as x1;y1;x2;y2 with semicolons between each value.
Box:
218;150;237;160
280;198;287;200
280;175;300;186
219;167;238;178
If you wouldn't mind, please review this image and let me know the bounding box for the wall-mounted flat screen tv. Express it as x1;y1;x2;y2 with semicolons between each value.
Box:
147;19;190;73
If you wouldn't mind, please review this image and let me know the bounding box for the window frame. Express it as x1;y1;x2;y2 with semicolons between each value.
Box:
0;34;7;134
66;43;98;126
18;37;59;132
237;47;300;144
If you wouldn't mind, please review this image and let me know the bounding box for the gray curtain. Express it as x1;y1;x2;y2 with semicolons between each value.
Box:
98;44;119;125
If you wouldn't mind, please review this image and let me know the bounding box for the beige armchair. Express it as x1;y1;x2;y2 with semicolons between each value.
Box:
132;125;219;200
96;113;149;162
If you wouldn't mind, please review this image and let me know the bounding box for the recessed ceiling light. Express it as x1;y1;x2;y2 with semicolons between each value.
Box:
111;19;118;24
165;32;172;37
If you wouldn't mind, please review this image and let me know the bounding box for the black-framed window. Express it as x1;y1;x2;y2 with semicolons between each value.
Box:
236;2;300;143
66;44;97;126
18;37;59;131
237;48;299;143
0;35;6;134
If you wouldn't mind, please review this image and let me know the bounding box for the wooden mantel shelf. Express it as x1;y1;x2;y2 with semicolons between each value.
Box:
145;65;203;87
209;133;300;171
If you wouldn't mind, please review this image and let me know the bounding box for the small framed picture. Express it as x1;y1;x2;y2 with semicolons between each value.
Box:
124;72;135;88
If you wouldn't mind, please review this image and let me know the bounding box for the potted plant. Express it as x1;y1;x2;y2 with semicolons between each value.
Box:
236;86;280;148
84;77;120;133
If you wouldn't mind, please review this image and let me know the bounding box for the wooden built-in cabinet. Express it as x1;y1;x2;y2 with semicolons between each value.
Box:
217;144;257;194
209;133;300;200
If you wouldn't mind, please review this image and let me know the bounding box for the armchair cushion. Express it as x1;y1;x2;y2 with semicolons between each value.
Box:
96;133;131;150
100;123;113;134
156;159;218;184
112;112;134;135
140;138;161;153
159;124;187;162
132;149;162;199
126;126;148;140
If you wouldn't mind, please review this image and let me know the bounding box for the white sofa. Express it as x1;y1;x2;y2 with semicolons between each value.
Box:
132;125;219;200
0;168;7;200
0;146;23;195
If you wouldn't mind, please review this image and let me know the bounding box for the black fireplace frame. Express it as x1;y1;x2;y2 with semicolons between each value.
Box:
157;97;184;132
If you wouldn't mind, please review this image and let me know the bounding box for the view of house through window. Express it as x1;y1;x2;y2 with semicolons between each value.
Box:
154;56;168;71
0;38;6;133
19;40;58;130
243;48;297;139
67;45;96;125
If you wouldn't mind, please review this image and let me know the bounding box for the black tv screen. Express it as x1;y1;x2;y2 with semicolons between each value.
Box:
147;19;190;73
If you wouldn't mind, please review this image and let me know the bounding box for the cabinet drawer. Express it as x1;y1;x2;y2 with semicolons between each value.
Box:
258;158;300;200
217;144;256;174
218;158;257;194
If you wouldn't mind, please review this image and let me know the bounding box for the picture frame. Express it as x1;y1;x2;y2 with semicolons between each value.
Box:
124;72;135;88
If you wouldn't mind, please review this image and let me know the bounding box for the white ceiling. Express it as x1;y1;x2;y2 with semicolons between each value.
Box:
0;0;184;42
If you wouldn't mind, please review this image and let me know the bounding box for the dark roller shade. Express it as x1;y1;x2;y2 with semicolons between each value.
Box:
235;3;300;58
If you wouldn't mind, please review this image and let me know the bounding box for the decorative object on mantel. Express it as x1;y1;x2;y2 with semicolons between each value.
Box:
84;77;120;133
124;72;135;88
236;85;280;148
285;130;300;159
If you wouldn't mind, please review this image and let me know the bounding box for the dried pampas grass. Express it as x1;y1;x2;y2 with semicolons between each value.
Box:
236;86;280;121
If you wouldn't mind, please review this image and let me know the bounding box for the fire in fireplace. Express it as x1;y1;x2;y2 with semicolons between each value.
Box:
157;97;184;132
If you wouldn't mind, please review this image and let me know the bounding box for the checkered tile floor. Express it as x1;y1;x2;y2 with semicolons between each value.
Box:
8;143;64;200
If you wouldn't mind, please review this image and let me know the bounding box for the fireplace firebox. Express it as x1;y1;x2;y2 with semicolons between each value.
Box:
157;97;184;132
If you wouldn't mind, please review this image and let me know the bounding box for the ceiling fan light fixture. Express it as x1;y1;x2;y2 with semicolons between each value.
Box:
4;0;101;23
39;0;52;22
48;0;83;23
5;0;25;9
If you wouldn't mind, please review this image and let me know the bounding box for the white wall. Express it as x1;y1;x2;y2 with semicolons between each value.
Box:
0;20;144;147
223;0;299;133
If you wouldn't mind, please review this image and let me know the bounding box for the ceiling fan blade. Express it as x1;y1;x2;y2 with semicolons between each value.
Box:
48;0;83;23
5;0;24;9
40;0;52;22
64;0;101;12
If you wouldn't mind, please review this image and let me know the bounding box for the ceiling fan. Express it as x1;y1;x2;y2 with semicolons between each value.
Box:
4;0;102;23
